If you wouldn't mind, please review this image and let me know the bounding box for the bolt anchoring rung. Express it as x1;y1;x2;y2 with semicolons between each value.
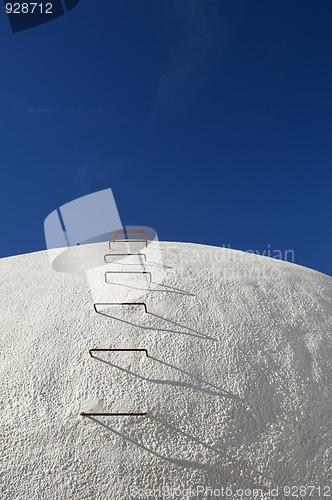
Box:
104;253;147;262
93;302;148;313
104;271;152;283
89;348;149;358
80;412;148;417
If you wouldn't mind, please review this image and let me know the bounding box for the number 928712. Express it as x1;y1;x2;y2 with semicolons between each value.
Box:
6;3;53;14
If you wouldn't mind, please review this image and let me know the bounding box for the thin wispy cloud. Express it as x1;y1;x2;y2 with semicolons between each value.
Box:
65;162;124;198
14;107;105;114
155;0;223;108
14;107;56;113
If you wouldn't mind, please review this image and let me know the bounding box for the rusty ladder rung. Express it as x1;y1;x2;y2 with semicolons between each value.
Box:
112;229;148;242
80;412;148;417
109;240;148;249
104;271;152;283
104;252;147;262
93;302;148;314
89;348;149;358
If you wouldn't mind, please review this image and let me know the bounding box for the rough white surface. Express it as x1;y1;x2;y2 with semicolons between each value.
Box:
0;241;331;500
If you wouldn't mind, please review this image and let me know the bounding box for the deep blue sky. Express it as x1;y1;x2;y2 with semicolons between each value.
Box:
0;1;331;275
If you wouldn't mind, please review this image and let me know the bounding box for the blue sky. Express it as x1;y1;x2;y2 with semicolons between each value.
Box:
0;1;332;276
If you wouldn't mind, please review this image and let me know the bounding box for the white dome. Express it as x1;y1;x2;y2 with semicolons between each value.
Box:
1;242;331;499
